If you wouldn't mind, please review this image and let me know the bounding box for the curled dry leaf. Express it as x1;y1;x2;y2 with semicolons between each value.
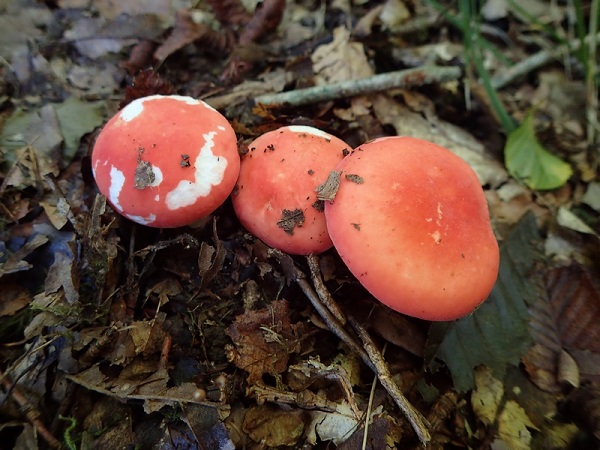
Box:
208;0;252;26
523;264;600;391
238;0;285;45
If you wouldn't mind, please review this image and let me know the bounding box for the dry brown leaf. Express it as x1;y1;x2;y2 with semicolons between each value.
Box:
67;363;221;415
208;0;252;26
0;234;48;278
129;313;168;357
154;10;229;62
94;0;187;23
238;0;285;45
206;68;286;109
311;26;374;84
40;194;70;230
225;299;306;384
523;264;600;391
368;305;426;357
0;281;31;317
145;278;182;309
379;0;411;30
242;404;307;447
198;219;226;289
45;248;79;305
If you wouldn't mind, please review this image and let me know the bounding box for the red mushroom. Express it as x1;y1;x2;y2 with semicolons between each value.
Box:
232;125;350;255
91;95;239;228
324;136;499;321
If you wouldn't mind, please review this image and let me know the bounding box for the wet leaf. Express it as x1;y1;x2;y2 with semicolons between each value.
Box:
0;105;63;176
425;212;539;391
505;112;573;190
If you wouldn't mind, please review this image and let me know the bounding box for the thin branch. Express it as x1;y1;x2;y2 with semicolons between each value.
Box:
349;316;431;445
0;367;61;449
270;250;431;445
306;254;347;325
586;0;599;146
362;343;385;450
254;65;462;106
491;31;600;90
270;250;375;371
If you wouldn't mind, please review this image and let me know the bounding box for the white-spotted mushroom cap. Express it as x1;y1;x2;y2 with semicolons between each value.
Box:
232;125;350;255
324;136;500;321
91;95;240;228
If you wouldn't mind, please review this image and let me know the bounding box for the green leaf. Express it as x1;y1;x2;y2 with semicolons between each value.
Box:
425;212;542;392
504;112;572;190
55;96;105;163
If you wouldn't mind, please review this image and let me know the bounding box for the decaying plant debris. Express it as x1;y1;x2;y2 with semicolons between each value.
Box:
1;0;600;449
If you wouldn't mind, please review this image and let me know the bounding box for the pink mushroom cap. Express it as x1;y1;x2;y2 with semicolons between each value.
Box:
232;125;350;255
91;95;240;228
324;136;500;321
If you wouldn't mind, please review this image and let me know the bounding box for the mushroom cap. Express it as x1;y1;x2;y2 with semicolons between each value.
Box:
324;136;499;321
232;125;350;255
91;95;239;228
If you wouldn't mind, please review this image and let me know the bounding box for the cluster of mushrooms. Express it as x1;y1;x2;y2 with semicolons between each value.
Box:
92;95;500;322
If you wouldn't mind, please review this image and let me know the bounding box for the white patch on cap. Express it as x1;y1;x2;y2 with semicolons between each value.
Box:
165;131;228;210
119;95;201;122
287;125;333;140
120;97;147;122
154;194;160;201
108;166;125;212
429;203;445;244
125;213;157;225
436;202;443;225
150;166;163;187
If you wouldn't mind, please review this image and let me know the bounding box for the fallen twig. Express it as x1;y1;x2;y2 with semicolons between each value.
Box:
254;65;462;106
306;254;347;326
349;316;431;445
270;250;374;371
270;250;431;445
491;31;600;90
0;367;61;449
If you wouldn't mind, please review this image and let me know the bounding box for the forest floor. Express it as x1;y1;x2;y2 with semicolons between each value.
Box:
0;0;599;449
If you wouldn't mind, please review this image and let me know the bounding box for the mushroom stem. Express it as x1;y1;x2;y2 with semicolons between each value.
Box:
271;249;431;445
